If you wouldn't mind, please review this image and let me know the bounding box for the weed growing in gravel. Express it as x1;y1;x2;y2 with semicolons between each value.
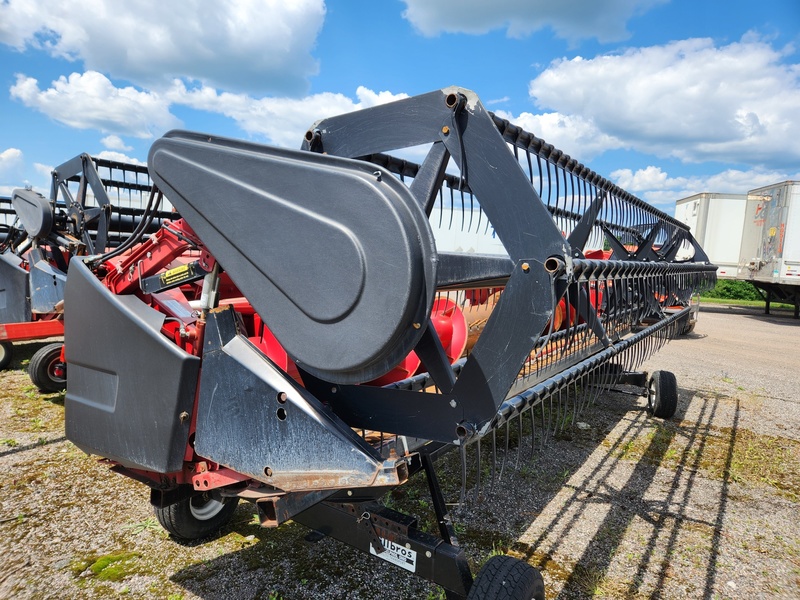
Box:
122;516;163;536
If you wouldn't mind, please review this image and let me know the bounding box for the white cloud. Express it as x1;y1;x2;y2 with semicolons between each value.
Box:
528;36;800;167
495;110;626;160
8;62;411;148
0;0;325;95
0;148;24;176
611;165;800;211
611;166;682;191
93;151;145;166
167;83;409;148
33;162;53;179
101;135;132;151
10;71;180;138
0;156;50;197
486;96;510;106
401;0;664;43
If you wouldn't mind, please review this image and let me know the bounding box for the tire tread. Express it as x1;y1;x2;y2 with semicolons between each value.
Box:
467;555;545;600
649;370;678;419
28;343;65;392
155;495;239;541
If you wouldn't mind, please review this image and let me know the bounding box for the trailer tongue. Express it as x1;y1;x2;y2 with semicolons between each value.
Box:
63;87;715;599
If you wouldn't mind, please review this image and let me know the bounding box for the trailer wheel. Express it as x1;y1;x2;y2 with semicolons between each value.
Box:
28;343;66;392
467;555;545;600
681;320;696;335
646;370;678;419
0;341;12;370
155;494;239;541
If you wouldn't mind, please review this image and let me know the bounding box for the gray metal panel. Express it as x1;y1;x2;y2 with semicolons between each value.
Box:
0;252;31;325
148;133;437;384
194;307;405;491
64;260;200;472
28;249;67;314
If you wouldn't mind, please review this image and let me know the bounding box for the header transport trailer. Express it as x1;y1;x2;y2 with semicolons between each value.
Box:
738;181;800;318
61;87;715;599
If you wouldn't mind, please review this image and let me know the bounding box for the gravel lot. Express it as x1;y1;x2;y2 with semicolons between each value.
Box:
1;305;798;599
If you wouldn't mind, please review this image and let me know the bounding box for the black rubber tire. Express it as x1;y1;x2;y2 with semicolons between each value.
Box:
467;555;545;600
0;341;12;370
647;370;678;419
28;343;66;392
155;494;239;541
681;320;696;335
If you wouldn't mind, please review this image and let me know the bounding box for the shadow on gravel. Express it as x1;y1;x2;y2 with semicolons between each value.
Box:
0;435;67;459
167;374;742;600
168;395;639;599
742;314;800;327
514;387;740;599
701;303;798;326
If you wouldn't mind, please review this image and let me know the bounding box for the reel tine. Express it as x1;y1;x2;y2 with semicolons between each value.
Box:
498;420;510;482
473;437;482;504
529;405;536;458
489;428;497;493
459;444;467;509
515;411;523;470
572;379;579;426
544;392;552;445
556;386;564;437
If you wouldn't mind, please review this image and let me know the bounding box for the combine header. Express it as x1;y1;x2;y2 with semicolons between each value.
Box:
0;155;169;388
62;87;715;599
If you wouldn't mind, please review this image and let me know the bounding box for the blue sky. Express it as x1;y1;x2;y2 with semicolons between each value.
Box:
1;0;799;214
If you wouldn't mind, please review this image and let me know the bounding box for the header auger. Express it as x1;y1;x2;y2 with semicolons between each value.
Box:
61;87;715;599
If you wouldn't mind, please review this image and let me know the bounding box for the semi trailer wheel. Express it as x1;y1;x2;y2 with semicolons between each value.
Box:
646;370;678;419
0;341;12;370
155;494;239;541
467;555;545;600
28;343;66;392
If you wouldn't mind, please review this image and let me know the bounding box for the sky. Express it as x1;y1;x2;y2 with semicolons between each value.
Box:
1;0;799;215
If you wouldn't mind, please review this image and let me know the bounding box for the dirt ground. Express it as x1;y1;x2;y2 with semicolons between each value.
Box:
0;305;798;599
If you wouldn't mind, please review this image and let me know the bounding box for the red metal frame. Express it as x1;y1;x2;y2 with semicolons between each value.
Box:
0;318;64;342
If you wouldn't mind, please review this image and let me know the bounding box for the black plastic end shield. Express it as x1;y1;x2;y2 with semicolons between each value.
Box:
11;188;53;239
64;260;200;473
148;132;437;384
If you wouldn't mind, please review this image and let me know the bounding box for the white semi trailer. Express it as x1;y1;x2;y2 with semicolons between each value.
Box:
674;192;748;279
737;181;800;318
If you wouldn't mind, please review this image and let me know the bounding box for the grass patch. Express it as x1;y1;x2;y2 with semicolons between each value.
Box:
608;420;800;501
71;551;142;582
699;297;794;310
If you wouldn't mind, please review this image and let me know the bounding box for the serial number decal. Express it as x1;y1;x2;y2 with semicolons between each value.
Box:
369;537;417;572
